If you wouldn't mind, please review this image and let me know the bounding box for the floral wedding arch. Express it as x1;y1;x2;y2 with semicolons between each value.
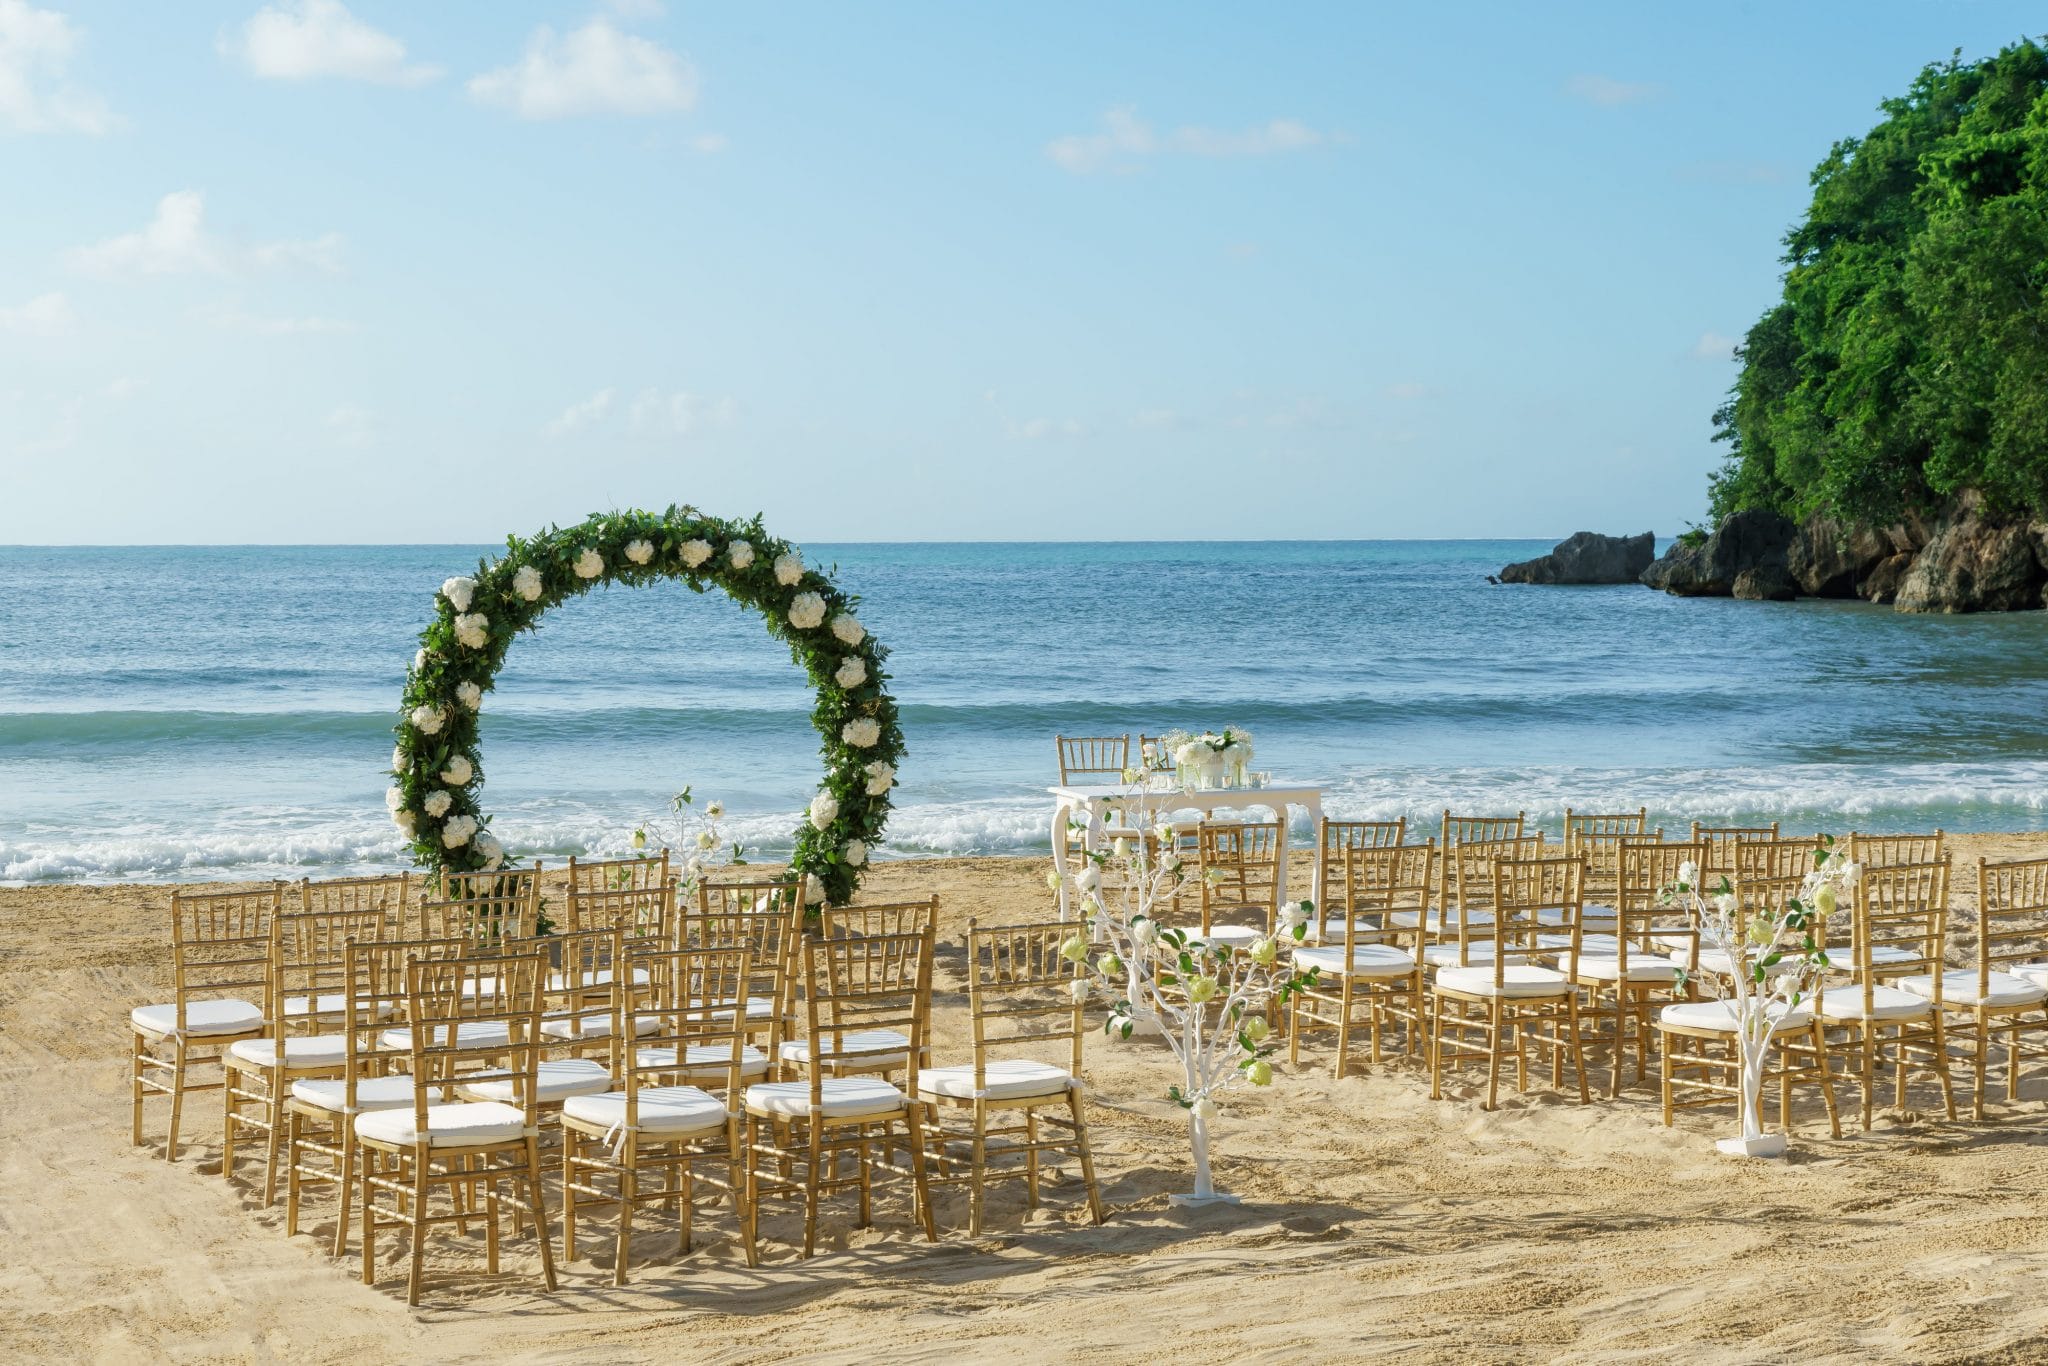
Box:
385;506;902;905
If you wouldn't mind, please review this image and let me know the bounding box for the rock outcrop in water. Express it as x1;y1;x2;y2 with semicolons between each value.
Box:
1635;492;2048;613
1498;531;1655;584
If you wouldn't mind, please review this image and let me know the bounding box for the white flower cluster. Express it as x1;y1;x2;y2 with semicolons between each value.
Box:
835;657;867;689
864;759;895;795
456;680;483;710
442;815;477;848
441;576;475;611
681;539;712;568
808;789;840;830
410;703;446;736
440;755;473;785
774;550;805;586
513;565;543;601
424;790;452;818
830;614;864;646
625;538;654;565
729;540;754;569
453;612;489;649
844;839;868;866
841;716;880;748
788;592;827;630
574;548;604;579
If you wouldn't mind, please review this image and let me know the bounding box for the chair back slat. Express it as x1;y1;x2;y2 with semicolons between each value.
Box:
1340;842;1433;966
1617;840;1705;969
1564;807;1648;847
1055;734;1131;785
274;907;389;1035
300;873;412;936
421;869;539;947
1196;820;1283;938
619;943;752;1117
1734;838;1829;883
169;884;284;1032
571;883;676;942
567;850;671;896
966;919;1088;1080
1849;830;1946;869
823;898;940;941
1691;823;1781;879
1319;818;1406;924
343;936;468;1111
1977;857;2048;993
403;952;547;1126
1847;858;1951;1009
800;929;933;1103
1492;856;1586;983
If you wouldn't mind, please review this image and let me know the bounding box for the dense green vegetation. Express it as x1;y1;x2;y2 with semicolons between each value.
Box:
1711;40;2048;527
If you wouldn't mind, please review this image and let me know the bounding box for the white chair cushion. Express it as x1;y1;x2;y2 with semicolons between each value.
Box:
919;1059;1073;1102
457;1058;614;1103
1292;944;1417;979
290;1074;436;1114
1572;955;1684;984
1538;933;1634;956
130;998;264;1038
777;1029;910;1068
1659;999;1813;1034
1536;904;1617;928
540;1012;660;1040
1421;941;1498;968
1387;909;1492;930
1896;970;2047;1010
377;1020;512;1052
283;992;352;1020
2012;961;2048;990
1435;964;1569;998
690;995;778;1021
1815;985;1935;1023
545;967;651;993
744;1076;907;1120
228;1034;349;1069
636;1043;772;1079
1190;925;1262;951
354;1100;531;1148
562;1085;728;1137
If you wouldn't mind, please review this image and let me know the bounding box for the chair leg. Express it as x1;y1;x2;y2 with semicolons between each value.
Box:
262;1074;285;1207
333;1130;355;1258
406;1152;430;1307
1657;1030;1673;1126
1483;1001;1503;1111
561;1129;578;1264
131;1031;146;1147
221;1060;237;1181
167;1038;188;1163
1810;1023;1841;1140
285;1109;303;1236
1069;1088;1104;1225
1973;1016;1989;1122
903;1106;938;1243
1565;996;1591;1105
359;1148;378;1286
968;1101;987;1236
1427;994;1445;1100
1025;1112;1041;1207
730;1120;759;1267
1929;1017;1957;1120
615;1158;636;1287
526;1136;557;1293
802;1122;823;1258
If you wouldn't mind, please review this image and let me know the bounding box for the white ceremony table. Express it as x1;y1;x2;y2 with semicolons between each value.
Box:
1047;780;1327;921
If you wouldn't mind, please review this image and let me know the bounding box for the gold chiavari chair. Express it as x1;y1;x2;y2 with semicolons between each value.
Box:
355;951;556;1306
919;919;1105;1234
420;869;540;948
1421;834;1544;971
562;942;758;1281
743;929;939;1258
224;905;388;1204
1899;857;2048;1119
301;872;412;940
1193;819;1284;954
569;848;672;895
1562;810;1652;933
1290;843;1433;1075
1429;855;1592;1109
1691;822;1781;882
783;898;943;1082
130;884;283;1160
1813;859;1957;1129
1735;837;1827;884
822;898;942;941
1655;965;1840;1141
1433;813;1529;939
569;881;677;942
692;877;806;1055
1564;807;1648;848
524;927;652;1063
1849;830;1946;869
1055;733;1130;785
1565;841;1699;1097
285;936;469;1256
1314;817;1408;941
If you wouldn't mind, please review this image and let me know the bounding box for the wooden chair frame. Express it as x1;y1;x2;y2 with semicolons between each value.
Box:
300;872;412;938
1815;859;1957;1129
1314;817;1408;941
1055;733;1130;785
568;881;677;942
1290;843;1432;1075
919;919;1104;1234
1570;841;1699;1097
1425;834;1544;969
1849;830;1946;869
420;869;540;948
1943;858;2048;1119
1194;820;1284;951
1691;822;1780;882
689;877;806;1058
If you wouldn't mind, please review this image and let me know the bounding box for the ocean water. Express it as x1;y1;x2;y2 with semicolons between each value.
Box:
3;541;2046;885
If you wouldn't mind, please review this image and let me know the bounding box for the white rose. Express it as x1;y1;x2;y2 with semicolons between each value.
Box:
835;657;867;689
453;612;489;649
1076;865;1101;892
1712;891;1738;916
625;538;654;565
390;745;405;771
788;592;827;630
441;814;477;849
440;755;473;786
808;790;840;830
705;799;725;820
1162;850;1183;872
841;716;881;748
473;832;504;869
574;548;604;579
1191;1096;1217;1123
830;614;865;646
423;790;453;818
864;760;895;796
1280;901;1310;930
409;703;445;736
844;839;868;867
728;540;754;569
683;856;706;882
773;550;804;586
512;564;543;601
1132;918;1159;948
1174;742;1201;766
440;576;475;612
680;539;712;568
384;785;404;812
456;680;483;711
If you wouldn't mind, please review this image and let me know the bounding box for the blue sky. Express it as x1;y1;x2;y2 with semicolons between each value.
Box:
2;1;2041;544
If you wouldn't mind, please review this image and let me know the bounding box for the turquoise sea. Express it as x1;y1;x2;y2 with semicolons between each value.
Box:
3;540;2046;883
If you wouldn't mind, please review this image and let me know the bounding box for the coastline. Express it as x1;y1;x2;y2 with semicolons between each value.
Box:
7;837;2048;1362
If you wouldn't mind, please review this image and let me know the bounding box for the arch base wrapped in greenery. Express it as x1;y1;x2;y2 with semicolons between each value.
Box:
385;506;902;906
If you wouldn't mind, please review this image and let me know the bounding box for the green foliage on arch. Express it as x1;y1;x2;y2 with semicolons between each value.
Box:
385;506;903;906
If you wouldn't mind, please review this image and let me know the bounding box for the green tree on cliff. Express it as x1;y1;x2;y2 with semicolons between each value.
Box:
1713;40;2048;527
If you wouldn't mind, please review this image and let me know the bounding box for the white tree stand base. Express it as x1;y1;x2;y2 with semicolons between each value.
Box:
1716;1133;1788;1159
1169;1191;1241;1208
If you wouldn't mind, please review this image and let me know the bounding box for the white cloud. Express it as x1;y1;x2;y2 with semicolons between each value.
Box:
0;0;119;134
1564;73;1661;107
544;387;616;436
222;1;440;86
0;290;73;335
468;18;695;119
67;191;343;279
1048;106;1329;174
627;387;734;435
198;302;353;335
1691;330;1738;361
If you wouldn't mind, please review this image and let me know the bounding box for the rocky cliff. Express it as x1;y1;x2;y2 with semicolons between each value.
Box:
1499;531;1656;585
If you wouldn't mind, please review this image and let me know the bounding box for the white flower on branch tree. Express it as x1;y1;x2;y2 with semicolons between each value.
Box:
1062;787;1318;1204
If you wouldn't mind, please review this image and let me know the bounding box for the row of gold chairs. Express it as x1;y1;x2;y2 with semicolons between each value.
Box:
129;864;1106;1303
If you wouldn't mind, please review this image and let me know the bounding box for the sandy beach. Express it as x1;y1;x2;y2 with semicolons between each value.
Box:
5;836;2046;1365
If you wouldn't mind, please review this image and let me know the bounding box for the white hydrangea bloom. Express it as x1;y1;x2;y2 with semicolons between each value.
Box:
830;614;865;646
808;789;840;831
391;745;405;771
512;564;544;601
410;703;446;736
473;831;504;869
453;612;489;649
841;716;881;748
384;786;404;812
844;839;868;866
414;648;429;672
788;592;827;630
456;680;483;710
863;759;895;796
773;550;804;585
440;755;473;786
423;789;452;818
804;874;826;906
680;539;713;568
441;576;476;612
625;538;655;565
834;656;867;689
728;540;755;569
574;548;604;578
441;814;477;848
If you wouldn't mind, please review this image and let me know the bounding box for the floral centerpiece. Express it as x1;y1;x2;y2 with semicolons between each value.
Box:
1663;835;1861;1158
1158;727;1255;789
1061;786;1316;1204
